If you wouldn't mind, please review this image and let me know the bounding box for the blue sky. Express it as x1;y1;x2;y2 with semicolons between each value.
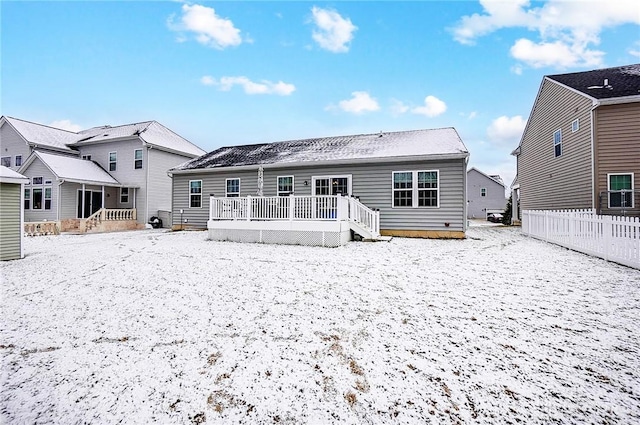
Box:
2;1;639;188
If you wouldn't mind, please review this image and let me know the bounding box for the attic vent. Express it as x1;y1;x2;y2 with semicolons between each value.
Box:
587;78;613;90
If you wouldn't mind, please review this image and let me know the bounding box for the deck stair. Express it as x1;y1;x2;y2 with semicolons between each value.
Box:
347;197;389;241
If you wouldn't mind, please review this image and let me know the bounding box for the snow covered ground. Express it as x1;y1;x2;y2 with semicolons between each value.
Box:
1;226;639;424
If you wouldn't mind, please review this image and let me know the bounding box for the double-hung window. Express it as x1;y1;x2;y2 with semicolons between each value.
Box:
553;129;562;157
15;155;22;167
226;178;240;197
134;149;143;169
1;157;10;167
44;187;52;210
277;176;294;196
393;170;439;208
481;188;487;197
120;188;129;204
109;152;117;171
24;187;31;209
572;119;579;132
189;180;202;208
608;173;634;208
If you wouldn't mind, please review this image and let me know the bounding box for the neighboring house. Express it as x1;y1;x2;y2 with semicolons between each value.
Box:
466;167;506;219
169;128;470;242
0;166;29;260
512;63;640;218
0;116;205;231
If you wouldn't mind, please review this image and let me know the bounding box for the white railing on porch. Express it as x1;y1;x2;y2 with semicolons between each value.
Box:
81;208;137;232
209;195;380;238
522;209;639;269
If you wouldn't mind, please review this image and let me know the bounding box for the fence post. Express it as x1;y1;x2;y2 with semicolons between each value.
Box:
289;194;295;221
604;215;612;262
544;211;549;241
246;195;252;221
569;211;575;249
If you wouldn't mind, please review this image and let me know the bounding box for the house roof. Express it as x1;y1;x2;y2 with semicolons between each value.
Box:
2;117;78;153
173;128;469;172
74;121;206;157
23;152;120;186
0;165;29;184
467;167;506;188
547;64;640;100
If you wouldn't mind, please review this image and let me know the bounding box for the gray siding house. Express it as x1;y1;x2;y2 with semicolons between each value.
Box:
170;128;470;242
466;167;506;219
512;64;640;218
0;166;30;260
0;116;205;231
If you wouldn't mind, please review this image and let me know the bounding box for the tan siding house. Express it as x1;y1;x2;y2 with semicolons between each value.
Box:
513;64;640;219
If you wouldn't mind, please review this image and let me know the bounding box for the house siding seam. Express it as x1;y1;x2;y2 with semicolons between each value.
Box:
594;102;640;216
518;79;593;211
0;183;22;260
172;159;467;232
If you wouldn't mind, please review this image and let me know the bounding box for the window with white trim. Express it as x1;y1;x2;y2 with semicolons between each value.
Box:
15;155;22;167
32;176;43;185
24;188;31;209
571;119;579;132
608;173;634;208
553;129;562;157
109;151;117;171
120;187;129;204
226;178;240;197
44;187;52;210
189;180;202;208
32;188;43;210
481;188;486;197
0;157;10;167
277;176;294;196
393;170;439;208
134;149;143;169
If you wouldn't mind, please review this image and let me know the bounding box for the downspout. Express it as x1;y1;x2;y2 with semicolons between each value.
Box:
145;144;152;224
57;179;65;222
590;101;599;213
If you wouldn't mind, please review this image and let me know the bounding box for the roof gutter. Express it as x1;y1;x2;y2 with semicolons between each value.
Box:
595;95;640;106
169;152;470;175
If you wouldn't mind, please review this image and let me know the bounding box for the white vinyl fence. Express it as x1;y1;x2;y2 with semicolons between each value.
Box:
522;209;640;269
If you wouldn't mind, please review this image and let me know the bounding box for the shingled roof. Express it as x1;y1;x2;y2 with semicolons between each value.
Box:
173;128;469;172
547;64;640;100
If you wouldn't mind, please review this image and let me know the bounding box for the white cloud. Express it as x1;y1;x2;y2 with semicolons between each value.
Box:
411;96;447;118
487;115;526;145
452;0;640;69
629;41;640;58
390;99;410;116
50;119;82;132
310;6;357;53
336;91;379;114
201;75;295;96
168;4;242;50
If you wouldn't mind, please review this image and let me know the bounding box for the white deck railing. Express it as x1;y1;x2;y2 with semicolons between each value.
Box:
209;195;380;238
522;209;639;269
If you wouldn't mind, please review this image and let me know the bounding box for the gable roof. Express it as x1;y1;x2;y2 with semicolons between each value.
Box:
547;63;640;100
467;167;505;187
74;121;206;157
21;151;120;187
0;165;29;184
173;128;469;172
2;116;78;153
1;116;205;158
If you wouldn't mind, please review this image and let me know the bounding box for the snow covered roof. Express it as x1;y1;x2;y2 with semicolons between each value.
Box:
74;121;206;157
0;165;29;184
174;128;469;172
3;117;78;153
27;152;120;186
2;116;205;158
